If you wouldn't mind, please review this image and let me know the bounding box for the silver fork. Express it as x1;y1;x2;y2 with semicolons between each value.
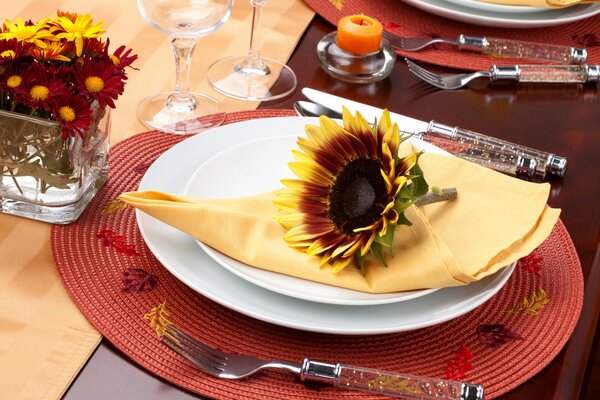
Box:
405;59;600;90
161;324;484;400
382;31;587;64
382;31;456;52
406;59;491;89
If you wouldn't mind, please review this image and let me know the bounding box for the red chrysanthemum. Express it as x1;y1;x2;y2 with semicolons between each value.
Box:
13;63;65;112
0;38;30;65
50;93;93;139
109;44;138;70
74;59;124;108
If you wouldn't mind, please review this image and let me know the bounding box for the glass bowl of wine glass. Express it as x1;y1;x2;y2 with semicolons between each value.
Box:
137;0;233;135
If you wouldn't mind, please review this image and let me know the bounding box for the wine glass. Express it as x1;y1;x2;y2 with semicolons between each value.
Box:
137;0;233;135
207;0;297;101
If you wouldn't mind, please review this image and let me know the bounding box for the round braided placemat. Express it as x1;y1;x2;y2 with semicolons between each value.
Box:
303;0;600;71
52;109;583;399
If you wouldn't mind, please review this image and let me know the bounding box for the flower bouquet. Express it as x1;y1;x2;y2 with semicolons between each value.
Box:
0;10;136;223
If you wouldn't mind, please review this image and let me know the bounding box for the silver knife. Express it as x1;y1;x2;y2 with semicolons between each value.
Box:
301;88;567;181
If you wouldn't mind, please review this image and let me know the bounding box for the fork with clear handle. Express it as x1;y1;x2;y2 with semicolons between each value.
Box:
161;324;484;400
406;59;600;89
382;31;587;64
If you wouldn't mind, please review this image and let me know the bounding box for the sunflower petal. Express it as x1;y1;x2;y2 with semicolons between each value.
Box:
331;256;354;273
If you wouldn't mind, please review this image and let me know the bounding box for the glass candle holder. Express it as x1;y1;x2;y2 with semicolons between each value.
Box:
316;15;396;83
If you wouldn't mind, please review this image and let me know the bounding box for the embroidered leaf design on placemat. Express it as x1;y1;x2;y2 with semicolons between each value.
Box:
122;268;159;293
328;0;344;10
144;300;172;337
518;251;544;275
383;22;402;31
476;324;523;348
101;198;130;215
572;33;600;47
97;226;139;256
444;344;474;380
508;288;549;315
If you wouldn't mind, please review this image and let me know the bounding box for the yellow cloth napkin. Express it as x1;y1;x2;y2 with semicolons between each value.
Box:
120;151;560;293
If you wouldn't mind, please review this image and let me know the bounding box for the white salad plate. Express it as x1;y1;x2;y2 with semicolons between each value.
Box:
401;0;600;27
137;116;515;334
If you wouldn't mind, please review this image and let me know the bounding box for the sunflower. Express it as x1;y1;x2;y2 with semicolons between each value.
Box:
274;108;429;274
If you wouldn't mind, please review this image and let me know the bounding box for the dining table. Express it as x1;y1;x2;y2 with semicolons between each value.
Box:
1;0;600;399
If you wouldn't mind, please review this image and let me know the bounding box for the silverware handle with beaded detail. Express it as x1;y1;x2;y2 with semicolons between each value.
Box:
425;121;567;181
490;64;600;83
458;35;587;64
301;359;484;400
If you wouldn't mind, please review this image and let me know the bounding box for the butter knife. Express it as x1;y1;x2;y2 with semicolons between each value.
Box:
302;88;567;181
385;32;587;64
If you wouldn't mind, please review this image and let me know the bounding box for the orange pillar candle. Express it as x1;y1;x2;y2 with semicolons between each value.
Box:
336;15;383;54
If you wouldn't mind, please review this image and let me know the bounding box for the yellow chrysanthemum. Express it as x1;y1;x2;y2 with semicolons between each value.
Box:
0;18;54;48
274;108;426;274
28;40;71;62
49;14;105;57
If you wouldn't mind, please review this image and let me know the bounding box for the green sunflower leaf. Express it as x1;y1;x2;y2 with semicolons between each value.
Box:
408;162;429;198
396;212;413;227
375;227;395;248
356;253;366;274
371;243;387;267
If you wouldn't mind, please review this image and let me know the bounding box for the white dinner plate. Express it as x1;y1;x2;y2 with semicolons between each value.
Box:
442;0;547;14
137;116;515;334
401;0;600;27
183;134;445;306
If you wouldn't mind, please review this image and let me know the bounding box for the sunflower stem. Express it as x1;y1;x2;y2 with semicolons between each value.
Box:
414;187;457;206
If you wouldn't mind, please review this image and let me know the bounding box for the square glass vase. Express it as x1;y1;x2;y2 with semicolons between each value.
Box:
0;106;110;224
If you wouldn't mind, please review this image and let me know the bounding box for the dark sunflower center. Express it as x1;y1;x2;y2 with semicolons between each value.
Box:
328;157;388;235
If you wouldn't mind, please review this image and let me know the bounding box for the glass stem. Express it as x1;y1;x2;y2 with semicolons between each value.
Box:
240;0;269;75
170;37;197;108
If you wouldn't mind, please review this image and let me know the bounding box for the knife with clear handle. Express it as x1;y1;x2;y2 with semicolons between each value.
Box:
392;33;587;64
301;88;567;181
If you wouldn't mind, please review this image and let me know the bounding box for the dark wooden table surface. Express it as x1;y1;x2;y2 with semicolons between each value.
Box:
63;14;600;400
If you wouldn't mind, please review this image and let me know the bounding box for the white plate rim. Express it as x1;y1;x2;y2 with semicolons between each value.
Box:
136;116;516;335
442;0;549;14
400;0;600;28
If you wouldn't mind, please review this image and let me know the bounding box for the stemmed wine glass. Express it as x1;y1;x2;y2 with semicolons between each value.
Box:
207;0;297;101
137;0;233;135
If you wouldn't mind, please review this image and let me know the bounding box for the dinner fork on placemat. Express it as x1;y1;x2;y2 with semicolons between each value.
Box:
382;31;587;64
161;324;484;400
405;59;600;89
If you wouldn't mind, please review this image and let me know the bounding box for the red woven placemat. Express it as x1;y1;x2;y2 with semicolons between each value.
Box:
303;0;600;70
52;109;583;399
